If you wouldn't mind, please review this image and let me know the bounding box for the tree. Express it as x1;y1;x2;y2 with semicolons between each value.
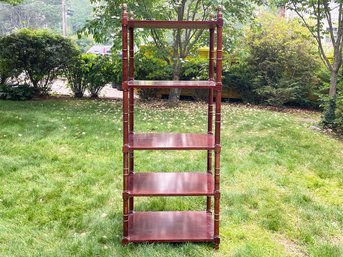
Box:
82;0;260;103
0;0;61;35
279;0;343;126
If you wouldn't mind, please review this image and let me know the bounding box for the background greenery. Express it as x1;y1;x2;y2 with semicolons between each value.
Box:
0;0;93;36
0;99;342;256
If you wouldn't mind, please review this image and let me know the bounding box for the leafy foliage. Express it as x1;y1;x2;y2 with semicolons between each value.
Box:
0;56;15;84
277;0;343;127
83;54;114;98
181;56;208;80
228;14;321;106
82;0;260;51
64;54;88;98
0;0;93;36
0;29;79;93
81;0;261;102
0;84;39;100
65;53;118;98
135;46;172;100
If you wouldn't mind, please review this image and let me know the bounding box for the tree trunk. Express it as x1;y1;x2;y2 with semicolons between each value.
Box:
329;69;337;97
323;68;338;127
168;3;184;105
168;58;181;104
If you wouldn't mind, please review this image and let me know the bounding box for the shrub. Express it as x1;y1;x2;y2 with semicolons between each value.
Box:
135;46;172;100
64;55;88;98
0;84;39;100
315;67;343;132
83;54;114;98
181;56;208;80
0;57;14;84
0;29;79;94
336;94;343;133
65;53;118;98
229;14;322;106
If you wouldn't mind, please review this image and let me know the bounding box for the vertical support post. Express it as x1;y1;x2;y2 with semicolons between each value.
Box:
207;15;215;213
121;3;129;246
128;15;135;213
214;5;223;250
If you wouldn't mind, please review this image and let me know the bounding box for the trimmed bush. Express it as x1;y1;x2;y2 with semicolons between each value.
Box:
0;29;79;94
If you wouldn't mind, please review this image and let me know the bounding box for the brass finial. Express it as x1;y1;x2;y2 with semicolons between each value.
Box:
210;13;215;21
122;3;127;11
129;11;134;20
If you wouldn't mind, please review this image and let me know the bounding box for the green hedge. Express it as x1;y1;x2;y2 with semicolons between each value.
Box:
0;28;79;96
0;84;39;100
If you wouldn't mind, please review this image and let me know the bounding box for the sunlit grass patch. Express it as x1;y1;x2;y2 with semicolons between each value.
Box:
0;99;342;257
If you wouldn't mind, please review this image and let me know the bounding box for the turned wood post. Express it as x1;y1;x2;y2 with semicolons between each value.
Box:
214;5;223;250
128;11;135;213
121;3;129;245
207;12;215;213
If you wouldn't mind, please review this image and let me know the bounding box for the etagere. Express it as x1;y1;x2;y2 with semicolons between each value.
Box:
121;3;223;249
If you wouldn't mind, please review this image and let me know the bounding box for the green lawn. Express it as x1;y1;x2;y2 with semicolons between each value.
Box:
0;99;342;257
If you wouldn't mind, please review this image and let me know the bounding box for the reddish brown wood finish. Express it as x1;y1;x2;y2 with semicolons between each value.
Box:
122;4;223;249
128;20;216;29
127;211;214;242
128;133;215;150
122;4;129;243
214;6;223;250
128;80;215;88
128;22;135;214
128;172;214;196
207;24;215;213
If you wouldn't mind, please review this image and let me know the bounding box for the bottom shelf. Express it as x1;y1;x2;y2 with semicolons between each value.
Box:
127;211;214;243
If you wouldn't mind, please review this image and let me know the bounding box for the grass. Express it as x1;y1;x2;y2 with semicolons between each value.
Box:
0;99;342;257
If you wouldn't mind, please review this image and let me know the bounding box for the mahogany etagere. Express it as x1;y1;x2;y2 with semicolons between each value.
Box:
121;4;223;249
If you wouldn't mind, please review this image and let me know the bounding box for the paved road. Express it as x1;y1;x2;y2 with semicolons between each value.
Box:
51;79;125;99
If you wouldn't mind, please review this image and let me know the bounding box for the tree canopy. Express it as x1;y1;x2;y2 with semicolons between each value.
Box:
82;0;261;102
277;0;343;126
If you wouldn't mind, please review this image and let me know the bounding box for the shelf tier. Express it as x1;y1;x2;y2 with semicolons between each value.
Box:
128;80;215;89
128;20;216;29
128;133;215;150
127;211;214;243
127;172;214;196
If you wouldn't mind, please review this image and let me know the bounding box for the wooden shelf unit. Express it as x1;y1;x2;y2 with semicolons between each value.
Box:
121;3;223;249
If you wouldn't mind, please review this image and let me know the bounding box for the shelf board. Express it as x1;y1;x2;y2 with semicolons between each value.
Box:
128;20;216;29
128;133;215;150
127;211;214;243
128;172;214;196
128;80;215;89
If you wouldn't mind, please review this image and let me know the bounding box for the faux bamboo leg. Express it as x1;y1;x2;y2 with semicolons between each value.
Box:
128;23;135;214
128;150;134;213
121;3;129;245
207;25;215;213
214;6;223;250
122;152;129;245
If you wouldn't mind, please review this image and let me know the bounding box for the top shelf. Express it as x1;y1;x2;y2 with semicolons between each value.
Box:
128;20;217;29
